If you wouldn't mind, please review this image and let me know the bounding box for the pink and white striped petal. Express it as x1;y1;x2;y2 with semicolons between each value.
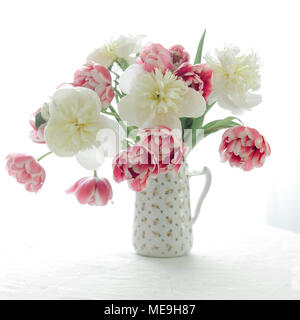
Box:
66;176;113;206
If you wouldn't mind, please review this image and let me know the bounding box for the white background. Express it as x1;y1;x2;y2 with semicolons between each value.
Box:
0;0;299;259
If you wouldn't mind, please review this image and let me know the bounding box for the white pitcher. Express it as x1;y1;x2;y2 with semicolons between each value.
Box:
133;163;212;257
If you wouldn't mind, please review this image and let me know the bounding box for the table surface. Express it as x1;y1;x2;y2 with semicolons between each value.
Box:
1;220;300;300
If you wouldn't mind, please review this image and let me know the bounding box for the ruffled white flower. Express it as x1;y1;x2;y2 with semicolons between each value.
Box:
205;45;261;114
118;64;206;130
45;87;111;157
87;35;144;68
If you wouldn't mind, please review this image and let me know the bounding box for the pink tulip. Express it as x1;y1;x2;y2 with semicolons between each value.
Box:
138;126;187;174
113;126;186;192
6;153;46;192
29;121;47;144
29;108;46;144
72;62;114;108
66;177;113;206
137;43;173;73
219;126;271;171
113;144;159;192
175;63;213;102
169;44;190;68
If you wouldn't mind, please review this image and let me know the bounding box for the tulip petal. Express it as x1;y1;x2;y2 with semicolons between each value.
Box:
146;112;182;131
178;88;206;118
96;178;113;205
119;63;144;94
118;95;144;126
75;178;96;204
76;147;105;170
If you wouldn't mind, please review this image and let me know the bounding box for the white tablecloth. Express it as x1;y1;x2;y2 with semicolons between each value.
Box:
1;221;300;300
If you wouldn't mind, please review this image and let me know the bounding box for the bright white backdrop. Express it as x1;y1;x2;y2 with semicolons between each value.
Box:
0;0;299;258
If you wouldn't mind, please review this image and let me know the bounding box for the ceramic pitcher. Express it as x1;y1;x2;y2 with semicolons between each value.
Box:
133;163;212;257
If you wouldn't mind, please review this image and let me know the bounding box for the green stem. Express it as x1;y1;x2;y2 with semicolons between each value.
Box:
109;105;120;120
94;170;98;178
117;58;129;71
37;151;52;162
101;110;116;117
113;88;120;103
204;101;216;116
108;65;127;134
109;105;127;132
109;69;120;79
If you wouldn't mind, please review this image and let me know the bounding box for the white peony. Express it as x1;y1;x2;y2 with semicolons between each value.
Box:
45;87;111;157
87;35;144;68
118;64;206;130
205;45;261;114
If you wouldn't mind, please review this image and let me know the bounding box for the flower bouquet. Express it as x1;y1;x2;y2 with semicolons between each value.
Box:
6;32;271;257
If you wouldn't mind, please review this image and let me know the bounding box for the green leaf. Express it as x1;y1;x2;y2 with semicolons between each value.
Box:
191;101;216;131
180;117;186;139
127;126;139;141
180;117;186;128
194;29;206;64
191;116;204;131
121;139;129;150
185;118;194;129
35;112;47;130
204;101;216;115
118;58;129;71
202;116;243;137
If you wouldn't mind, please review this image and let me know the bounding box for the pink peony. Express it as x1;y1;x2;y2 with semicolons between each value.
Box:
175;63;213;102
137;43;173;73
138;126;187;174
113;144;159;192
6;153;46;192
29;108;46;144
72;62;114;108
66;176;113;206
219;126;271;171
169;45;190;68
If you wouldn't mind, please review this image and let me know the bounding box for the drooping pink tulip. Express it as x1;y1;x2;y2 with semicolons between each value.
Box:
6;153;46;192
66;177;113;206
72;62;114;108
175;62;213;102
219;126;271;171
137;43;173;73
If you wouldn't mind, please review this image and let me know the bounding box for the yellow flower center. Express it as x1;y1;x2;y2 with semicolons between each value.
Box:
133;70;187;116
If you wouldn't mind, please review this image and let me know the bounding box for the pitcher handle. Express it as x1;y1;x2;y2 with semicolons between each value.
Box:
187;167;212;225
